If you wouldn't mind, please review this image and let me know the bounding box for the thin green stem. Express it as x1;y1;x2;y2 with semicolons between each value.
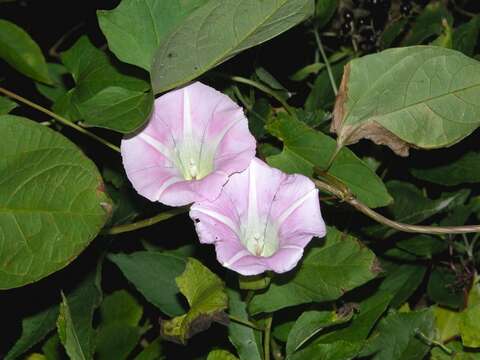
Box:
228;315;263;331
103;207;189;235
416;330;453;355
264;315;273;360
313;28;338;96
213;72;295;115
0;87;120;153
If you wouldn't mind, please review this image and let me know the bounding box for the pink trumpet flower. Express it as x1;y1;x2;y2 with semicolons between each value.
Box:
190;158;326;276
121;82;256;206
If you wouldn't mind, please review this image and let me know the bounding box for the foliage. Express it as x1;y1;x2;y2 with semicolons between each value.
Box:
2;0;480;359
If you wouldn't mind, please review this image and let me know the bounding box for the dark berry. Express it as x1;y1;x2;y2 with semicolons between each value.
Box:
341;22;352;35
359;40;375;52
357;16;371;27
343;9;354;21
400;1;412;16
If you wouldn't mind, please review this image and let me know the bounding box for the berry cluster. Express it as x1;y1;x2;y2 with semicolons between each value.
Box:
337;0;416;53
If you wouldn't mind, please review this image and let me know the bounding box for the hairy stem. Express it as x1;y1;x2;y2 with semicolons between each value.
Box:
104;207;189;235
0;87;120;153
314;178;480;234
313;28;338;96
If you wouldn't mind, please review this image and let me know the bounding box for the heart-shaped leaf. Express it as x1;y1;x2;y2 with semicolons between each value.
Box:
0;115;111;289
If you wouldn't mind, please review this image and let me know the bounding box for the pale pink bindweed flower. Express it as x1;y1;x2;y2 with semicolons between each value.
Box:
190;158;327;275
121;82;256;206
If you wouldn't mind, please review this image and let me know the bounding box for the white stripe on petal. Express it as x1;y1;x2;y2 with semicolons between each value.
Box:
138;133;172;160
223;249;251;267
154;177;183;201
281;245;303;251
194;208;239;235
277;189;317;227
246;162;258;231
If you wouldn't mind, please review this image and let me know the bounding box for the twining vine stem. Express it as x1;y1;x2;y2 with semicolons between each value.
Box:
0;87;121;153
314;178;480;235
264;315;273;360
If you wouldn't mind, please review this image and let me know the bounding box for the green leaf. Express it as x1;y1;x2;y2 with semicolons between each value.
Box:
366;181;464;238
75;86;153;133
453;16;480;57
411;152;480;186
151;0;314;93
286;309;353;356
380;18;408;49
331;46;480;156
396;235;447;258
5;305;59;360
434;305;461;343
133;338;164;360
305;60;346;111
404;3;453;46
95;290;143;360
35;63;69;103
0;115;111;289
0;19;51;83
99;290;143;327
160;258;228;344
42;333;64;360
460;305;480;347
364;309;435;360
227;289;262;360
378;263;427;309
0;96;17;115
56;263;103;360
290;340;363;360
207;350;239;360
108;251;187;317
57;294;87;360
60;36;152;133
290;63;325;82
431;340;480;360
249;227;379;314
97;0;208;71
428;267;466;310
266;114;392;208
95;323;142;360
315;0;337;29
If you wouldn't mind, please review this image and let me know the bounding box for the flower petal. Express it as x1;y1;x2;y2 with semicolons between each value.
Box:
121;82;256;206
190;158;326;275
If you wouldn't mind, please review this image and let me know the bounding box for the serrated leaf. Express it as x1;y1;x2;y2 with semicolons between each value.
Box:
411;152;480;186
404;3;453;46
331;46;480;156
160;258;228;344
266;113;392;208
249;227;379;314
453;16;480;57
108;251;187;317
5;305;59;360
0;96;18;115
60;36;152;133
0;115;111;289
227;289;262;360
365;309;435;360
286;309;353;356
98;0;208;70
151;0;314;93
0;19;51;83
